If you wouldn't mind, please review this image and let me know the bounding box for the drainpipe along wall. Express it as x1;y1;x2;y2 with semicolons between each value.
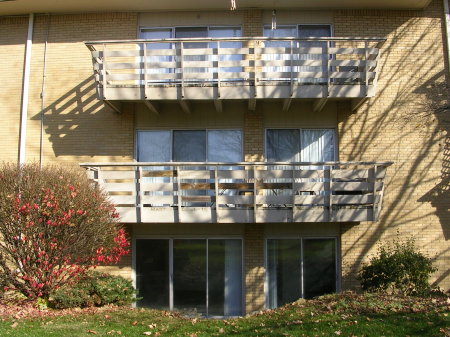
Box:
444;0;450;82
18;13;34;166
39;14;50;168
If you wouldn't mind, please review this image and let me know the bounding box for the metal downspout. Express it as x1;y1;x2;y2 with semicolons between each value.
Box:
39;14;50;168
18;13;34;165
444;0;450;81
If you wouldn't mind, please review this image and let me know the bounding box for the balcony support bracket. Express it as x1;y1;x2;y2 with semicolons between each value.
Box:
104;100;122;114
214;99;223;113
313;98;328;113
180;100;191;114
143;100;159;115
282;98;292;112
248;98;256;111
351;97;368;112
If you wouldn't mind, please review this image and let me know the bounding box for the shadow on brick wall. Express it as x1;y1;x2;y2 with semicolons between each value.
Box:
338;2;450;290
31;75;133;160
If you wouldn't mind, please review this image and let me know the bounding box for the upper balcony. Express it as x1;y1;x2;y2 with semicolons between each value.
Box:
86;37;385;113
81;161;392;224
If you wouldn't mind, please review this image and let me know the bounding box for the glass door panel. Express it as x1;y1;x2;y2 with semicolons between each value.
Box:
135;239;170;309
173;239;207;315
208;239;242;316
298;25;332;84
303;238;336;299
139;28;174;84
263;26;297;81
267;239;302;309
209;27;242;79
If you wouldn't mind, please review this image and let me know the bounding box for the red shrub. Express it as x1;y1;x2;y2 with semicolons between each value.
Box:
0;163;129;299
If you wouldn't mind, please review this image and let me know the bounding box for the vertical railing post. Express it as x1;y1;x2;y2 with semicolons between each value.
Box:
180;42;185;98
372;42;381;94
290;40;294;97
214;165;219;210
328;164;333;221
253;165;257;223
375;165;386;221
253;40;258;98
216;40;221;98
291;164;296;220
372;164;378;221
364;41;369;96
102;44;107;99
143;42;148;99
326;39;331;97
176;166;182;216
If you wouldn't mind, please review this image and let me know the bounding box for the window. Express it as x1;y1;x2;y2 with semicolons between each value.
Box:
266;129;336;162
139;26;242;83
137;130;242;162
263;24;332;83
137;130;242;206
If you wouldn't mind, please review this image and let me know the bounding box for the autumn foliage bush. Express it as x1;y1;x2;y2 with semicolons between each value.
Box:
358;237;436;296
49;271;136;309
0;163;129;300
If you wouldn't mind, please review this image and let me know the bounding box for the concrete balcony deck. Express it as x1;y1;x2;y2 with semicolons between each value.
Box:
85;37;385;113
80;161;392;224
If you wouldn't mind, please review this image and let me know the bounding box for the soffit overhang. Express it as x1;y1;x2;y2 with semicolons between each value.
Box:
0;0;432;16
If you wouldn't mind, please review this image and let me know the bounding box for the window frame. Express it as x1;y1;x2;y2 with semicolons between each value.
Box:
262;23;334;38
135;128;244;163
264;128;338;163
139;25;243;40
264;236;340;309
132;236;245;317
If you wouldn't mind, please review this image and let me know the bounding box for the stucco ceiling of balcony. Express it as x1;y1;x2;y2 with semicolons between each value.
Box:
0;0;432;16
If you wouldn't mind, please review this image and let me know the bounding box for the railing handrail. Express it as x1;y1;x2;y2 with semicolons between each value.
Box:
80;161;393;167
85;36;387;48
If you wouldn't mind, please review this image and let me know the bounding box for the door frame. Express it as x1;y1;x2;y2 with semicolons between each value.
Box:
132;235;245;317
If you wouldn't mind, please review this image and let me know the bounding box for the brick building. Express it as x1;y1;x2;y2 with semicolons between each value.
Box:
0;0;448;316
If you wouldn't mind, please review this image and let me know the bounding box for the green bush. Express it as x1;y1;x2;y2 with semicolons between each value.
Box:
358;237;436;296
49;271;136;309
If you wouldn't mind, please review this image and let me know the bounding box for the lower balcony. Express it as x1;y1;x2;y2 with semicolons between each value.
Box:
81;161;392;223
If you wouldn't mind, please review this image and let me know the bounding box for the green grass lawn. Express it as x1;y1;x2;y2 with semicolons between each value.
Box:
0;293;448;337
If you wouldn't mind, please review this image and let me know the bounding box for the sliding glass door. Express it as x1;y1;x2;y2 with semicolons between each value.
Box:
136;238;243;317
267;238;337;308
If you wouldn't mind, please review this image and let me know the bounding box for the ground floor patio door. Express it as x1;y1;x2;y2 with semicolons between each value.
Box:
267;238;337;309
135;239;243;317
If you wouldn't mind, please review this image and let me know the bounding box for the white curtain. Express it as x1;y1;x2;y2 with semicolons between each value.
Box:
301;129;335;162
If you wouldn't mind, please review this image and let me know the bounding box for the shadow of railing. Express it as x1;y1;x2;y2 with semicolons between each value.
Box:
31;75;133;159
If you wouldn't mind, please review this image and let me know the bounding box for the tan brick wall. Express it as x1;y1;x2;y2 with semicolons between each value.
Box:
0;0;449;311
0;16;28;162
24;13;138;165
244;224;265;314
335;0;450;291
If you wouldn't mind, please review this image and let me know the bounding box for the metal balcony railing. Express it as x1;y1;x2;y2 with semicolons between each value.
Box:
85;37;385;101
81;161;392;223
